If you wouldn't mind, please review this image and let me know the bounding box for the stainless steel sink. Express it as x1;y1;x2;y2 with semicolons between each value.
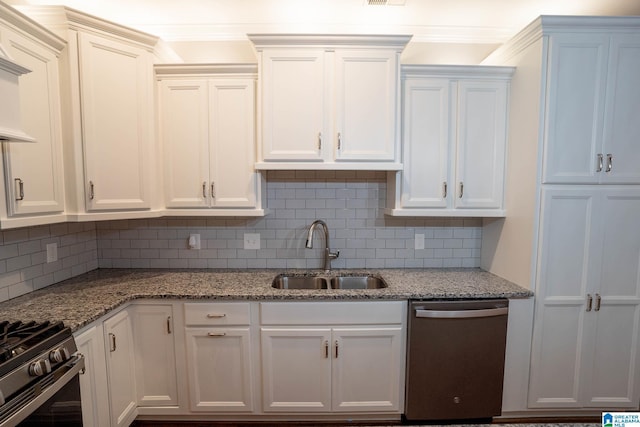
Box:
330;275;387;289
271;275;328;289
271;274;387;290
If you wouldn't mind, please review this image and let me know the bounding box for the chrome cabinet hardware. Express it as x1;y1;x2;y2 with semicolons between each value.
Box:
207;332;226;337
211;182;216;199
109;333;116;352
586;294;593;312
324;340;329;358
605;154;613;173
167;316;172;334
334;340;339;358
14;178;24;201
206;313;226;318
318;132;322;150
597;153;604;172
459;182;464;198
595;293;601;311
337;132;342;150
89;181;95;200
202;182;207;198
442;182;447;198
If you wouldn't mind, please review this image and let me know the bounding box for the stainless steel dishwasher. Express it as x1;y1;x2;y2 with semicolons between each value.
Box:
404;299;509;421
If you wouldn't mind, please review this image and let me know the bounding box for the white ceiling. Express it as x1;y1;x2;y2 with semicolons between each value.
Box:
6;0;640;43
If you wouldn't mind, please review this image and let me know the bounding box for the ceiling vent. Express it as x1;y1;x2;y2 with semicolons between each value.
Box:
367;0;406;5
0;44;35;143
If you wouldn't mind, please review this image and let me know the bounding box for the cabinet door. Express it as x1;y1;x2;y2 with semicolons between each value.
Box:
400;78;450;209
103;309;138;427
261;328;331;412
582;190;640;407
78;32;152;211
454;80;508;209
542;34;609;184
334;49;398;162
209;79;257;208
260;49;325;161
74;325;111;427
1;26;64;215
185;327;253;412
601;35;640;184
131;304;178;407
332;328;403;412
160;79;209;208
529;188;599;408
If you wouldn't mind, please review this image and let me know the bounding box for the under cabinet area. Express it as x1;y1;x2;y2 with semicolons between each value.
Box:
250;34;410;170
260;301;406;413
386;65;513;217
156;65;264;215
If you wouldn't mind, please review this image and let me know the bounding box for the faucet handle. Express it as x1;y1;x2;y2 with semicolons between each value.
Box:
328;250;340;260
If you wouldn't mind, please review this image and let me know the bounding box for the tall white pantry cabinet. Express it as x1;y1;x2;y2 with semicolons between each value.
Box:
482;16;640;413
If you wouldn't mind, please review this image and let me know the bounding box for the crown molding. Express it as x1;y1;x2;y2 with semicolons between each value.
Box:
401;64;515;80
0;3;66;52
154;63;257;77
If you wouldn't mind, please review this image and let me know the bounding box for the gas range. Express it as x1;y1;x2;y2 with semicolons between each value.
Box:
0;321;84;426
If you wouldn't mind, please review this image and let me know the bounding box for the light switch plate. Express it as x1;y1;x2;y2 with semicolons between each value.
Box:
46;243;58;263
414;233;425;250
244;233;260;250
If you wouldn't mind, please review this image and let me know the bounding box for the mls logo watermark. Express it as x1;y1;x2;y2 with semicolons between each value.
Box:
603;412;640;427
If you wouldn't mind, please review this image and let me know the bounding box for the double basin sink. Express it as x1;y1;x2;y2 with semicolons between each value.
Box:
272;273;387;290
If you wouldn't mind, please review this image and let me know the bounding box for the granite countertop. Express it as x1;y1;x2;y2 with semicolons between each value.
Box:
0;268;532;332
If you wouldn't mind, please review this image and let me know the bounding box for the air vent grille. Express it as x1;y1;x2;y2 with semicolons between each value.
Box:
367;0;406;5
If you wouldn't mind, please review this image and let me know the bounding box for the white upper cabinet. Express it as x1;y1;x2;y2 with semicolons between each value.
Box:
78;32;154;211
386;65;513;217
0;7;66;227
543;33;640;184
250;34;410;170
157;65;264;215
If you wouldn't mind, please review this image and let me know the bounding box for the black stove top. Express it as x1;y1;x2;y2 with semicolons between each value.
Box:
0;321;70;376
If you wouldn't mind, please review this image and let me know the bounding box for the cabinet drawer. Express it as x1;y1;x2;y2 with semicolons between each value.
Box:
184;302;251;326
260;301;405;325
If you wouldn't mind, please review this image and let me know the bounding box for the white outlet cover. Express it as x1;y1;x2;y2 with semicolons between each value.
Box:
244;233;260;250
46;243;58;263
414;233;425;250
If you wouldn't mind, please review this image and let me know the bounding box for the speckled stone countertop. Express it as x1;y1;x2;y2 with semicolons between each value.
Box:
0;268;532;332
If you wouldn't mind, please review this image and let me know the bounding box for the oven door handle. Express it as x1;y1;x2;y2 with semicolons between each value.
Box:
0;354;85;427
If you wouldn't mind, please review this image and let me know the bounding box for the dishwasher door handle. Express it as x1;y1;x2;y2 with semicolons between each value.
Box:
415;307;508;319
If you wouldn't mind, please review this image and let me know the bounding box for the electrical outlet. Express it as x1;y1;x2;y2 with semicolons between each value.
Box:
244;233;260;250
414;233;425;250
188;234;201;250
46;243;58;263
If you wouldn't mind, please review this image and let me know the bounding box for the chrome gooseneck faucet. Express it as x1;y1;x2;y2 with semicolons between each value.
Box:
305;219;340;271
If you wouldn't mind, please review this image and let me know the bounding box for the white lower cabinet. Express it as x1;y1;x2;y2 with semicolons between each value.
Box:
131;303;178;407
74;324;111;427
528;187;640;409
103;309;138;427
260;301;406;413
184;302;254;412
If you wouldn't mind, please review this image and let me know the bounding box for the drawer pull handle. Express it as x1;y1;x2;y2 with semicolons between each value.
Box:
207;313;226;318
587;294;593;312
334;340;339;358
605;154;613;173
459;182;464;198
109;333;116;352
324;340;329;358
595;293;601;311
442;181;447;199
208;332;226;337
167;316;172;334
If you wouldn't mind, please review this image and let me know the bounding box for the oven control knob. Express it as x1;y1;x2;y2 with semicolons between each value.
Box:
49;347;71;363
28;359;52;377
